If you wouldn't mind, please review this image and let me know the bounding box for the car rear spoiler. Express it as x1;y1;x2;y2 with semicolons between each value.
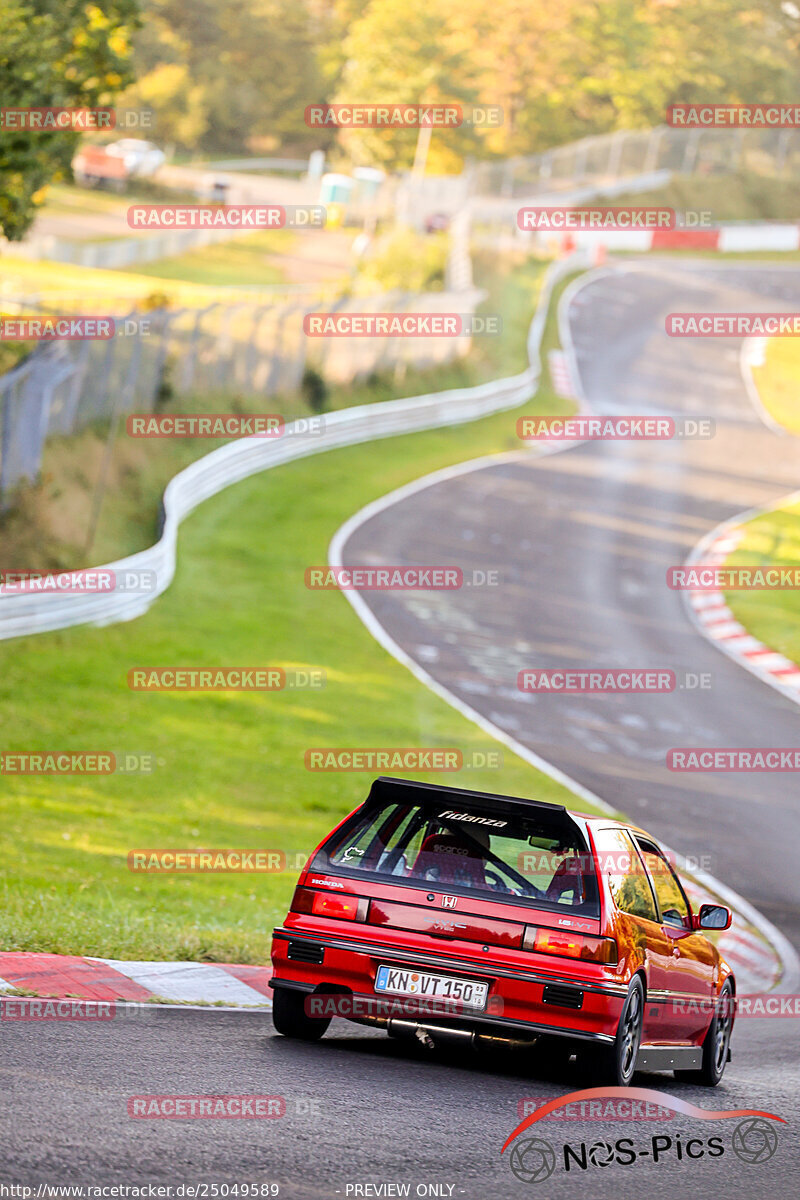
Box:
364;776;569;818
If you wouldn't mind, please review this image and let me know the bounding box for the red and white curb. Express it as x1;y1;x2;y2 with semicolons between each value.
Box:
0;952;273;1009
685;509;800;705
535;224;800;254
547;348;577;400
0;922;778;1007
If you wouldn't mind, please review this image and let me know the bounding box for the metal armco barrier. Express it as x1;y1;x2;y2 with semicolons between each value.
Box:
0;253;588;642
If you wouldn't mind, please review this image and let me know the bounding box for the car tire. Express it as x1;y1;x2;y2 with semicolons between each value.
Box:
585;976;644;1087
675;980;734;1087
271;987;331;1041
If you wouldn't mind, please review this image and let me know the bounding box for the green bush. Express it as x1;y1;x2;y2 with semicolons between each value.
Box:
301;366;329;414
357;230;448;293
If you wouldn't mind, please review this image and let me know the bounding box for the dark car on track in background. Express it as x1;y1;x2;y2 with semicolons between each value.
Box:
270;777;735;1086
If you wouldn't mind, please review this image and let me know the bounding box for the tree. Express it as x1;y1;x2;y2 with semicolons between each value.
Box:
129;0;324;153
0;0;140;241
116;62;209;151
331;0;800;166
333;0;481;172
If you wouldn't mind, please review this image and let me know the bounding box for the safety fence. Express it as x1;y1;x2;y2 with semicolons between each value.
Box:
471;125;800;199
0;253;586;639
0;286;481;499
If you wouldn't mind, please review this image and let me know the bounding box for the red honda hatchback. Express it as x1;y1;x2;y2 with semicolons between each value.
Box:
270;777;735;1086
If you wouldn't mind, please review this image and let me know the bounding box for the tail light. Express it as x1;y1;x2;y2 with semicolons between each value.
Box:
523;925;617;965
291;885;369;922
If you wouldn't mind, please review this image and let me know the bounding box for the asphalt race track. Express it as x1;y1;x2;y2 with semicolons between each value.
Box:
343;261;800;950
4;261;800;1199
2;1008;799;1196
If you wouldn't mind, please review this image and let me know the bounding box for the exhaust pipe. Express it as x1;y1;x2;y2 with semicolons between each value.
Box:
387;1019;476;1049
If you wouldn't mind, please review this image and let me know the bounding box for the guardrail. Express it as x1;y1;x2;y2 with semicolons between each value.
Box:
0;285;482;499
0;252;589;641
471;125;800;200
0;224;268;270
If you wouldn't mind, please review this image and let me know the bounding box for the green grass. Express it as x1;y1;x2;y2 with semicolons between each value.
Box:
723;498;800;664
0;341;33;374
607;171;800;222
0;253;294;311
132;230;295;286
38;183;141;218
1;254;564;574
0;255;589;963
39;181;200;217
751;338;800;434
722;340;800;660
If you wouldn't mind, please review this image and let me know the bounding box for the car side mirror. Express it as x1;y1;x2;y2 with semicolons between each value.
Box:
693;903;732;931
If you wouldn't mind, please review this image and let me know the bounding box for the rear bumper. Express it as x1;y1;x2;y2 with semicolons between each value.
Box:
271;926;625;1043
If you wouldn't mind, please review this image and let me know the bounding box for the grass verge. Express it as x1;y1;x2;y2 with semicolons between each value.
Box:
722;341;800;661
0;254;560;571
131;231;294;286
0;253;590;963
723;498;800;664
607;171;800;221
750;338;800;434
0;245;304;311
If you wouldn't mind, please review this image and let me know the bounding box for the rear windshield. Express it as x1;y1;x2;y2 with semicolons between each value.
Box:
311;799;599;916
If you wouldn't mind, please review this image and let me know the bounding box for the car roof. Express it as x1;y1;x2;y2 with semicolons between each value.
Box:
581;813;661;844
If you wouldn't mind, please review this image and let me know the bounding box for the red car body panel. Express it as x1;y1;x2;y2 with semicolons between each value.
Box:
270;778;734;1057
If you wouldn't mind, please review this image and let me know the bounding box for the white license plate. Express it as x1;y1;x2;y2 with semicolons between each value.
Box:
374;965;488;1010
